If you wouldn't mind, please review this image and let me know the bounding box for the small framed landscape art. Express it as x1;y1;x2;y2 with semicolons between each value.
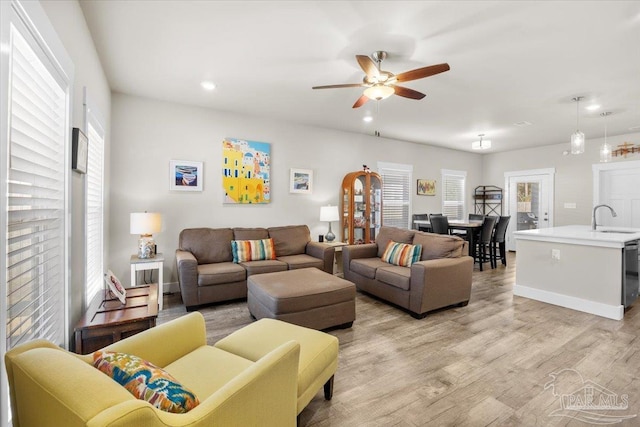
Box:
417;179;436;196
170;160;203;191
290;168;313;194
104;270;127;304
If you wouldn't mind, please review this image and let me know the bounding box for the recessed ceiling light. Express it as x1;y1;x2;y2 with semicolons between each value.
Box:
363;116;373;123
586;104;600;111
200;81;216;91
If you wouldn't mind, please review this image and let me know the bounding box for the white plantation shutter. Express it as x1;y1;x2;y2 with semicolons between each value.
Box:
85;117;104;305
1;2;73;424
442;169;466;220
378;162;412;229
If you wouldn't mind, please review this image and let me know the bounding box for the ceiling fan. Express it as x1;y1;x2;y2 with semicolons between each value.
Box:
312;51;450;109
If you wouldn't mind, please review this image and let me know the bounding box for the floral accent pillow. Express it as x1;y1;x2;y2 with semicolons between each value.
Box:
93;351;199;413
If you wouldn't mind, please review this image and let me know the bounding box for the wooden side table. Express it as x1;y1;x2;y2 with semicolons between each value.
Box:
130;253;164;310
322;241;348;277
74;284;158;355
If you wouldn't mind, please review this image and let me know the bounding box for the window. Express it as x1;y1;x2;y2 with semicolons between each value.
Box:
378;162;413;229
85;99;105;306
1;2;73;425
441;169;467;220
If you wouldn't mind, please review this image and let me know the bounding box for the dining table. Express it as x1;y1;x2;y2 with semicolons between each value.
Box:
413;219;483;259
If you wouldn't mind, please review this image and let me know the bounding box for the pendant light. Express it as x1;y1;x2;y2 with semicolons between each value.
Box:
600;111;612;163
472;134;491;150
570;96;585;154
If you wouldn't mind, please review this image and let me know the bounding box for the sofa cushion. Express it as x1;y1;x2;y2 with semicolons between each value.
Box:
233;227;269;241
350;258;389;279
268;225;311;256
93;351;199;414
197;262;246;286
381;241;422;267
179;228;234;265
241;259;288;276
231;238;276;263
376;265;411;291
163;346;253;402
277;254;324;271
376;227;415;258
413;231;465;260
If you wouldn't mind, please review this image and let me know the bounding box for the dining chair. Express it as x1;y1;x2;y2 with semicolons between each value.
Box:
475;216;498;271
491;216;511;267
430;215;450;235
412;213;429;230
469;213;485;221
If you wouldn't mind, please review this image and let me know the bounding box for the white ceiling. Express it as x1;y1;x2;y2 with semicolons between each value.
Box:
79;1;640;153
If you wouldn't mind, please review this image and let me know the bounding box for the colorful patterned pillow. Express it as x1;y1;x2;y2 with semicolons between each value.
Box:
231;238;276;263
93;351;199;413
381;241;422;267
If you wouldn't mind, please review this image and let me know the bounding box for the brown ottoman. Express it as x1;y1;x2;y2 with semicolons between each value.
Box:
248;267;355;330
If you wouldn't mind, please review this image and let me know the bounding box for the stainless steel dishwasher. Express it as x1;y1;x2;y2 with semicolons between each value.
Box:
623;240;639;307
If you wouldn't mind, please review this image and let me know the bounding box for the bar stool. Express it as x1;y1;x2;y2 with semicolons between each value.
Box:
491;216;511;267
475;216;498;271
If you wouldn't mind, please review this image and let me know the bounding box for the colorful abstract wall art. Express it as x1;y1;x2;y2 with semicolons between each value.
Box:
222;138;271;204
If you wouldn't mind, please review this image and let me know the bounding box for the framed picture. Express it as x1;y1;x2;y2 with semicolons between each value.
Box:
104;270;127;304
71;127;88;174
290;168;313;194
222;138;271;203
170;160;203;191
417;179;436;196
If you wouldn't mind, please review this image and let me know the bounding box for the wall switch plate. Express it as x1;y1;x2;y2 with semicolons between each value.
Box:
551;249;561;260
564;202;577;209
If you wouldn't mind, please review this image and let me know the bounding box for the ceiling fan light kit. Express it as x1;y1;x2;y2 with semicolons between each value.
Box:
312;50;450;109
570;96;585;155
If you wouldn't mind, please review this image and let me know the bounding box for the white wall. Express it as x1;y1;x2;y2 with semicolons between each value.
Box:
110;93;483;287
483;132;640;226
40;0;111;341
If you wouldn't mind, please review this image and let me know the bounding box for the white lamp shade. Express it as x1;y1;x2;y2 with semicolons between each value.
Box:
320;205;339;222
130;212;162;235
364;85;394;100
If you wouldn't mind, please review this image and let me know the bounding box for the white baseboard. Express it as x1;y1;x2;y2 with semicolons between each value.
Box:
163;281;180;294
513;284;624;320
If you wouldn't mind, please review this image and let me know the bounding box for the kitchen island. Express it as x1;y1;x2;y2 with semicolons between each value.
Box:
514;225;640;320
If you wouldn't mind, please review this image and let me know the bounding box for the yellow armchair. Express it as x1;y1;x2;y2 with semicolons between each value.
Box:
5;312;299;427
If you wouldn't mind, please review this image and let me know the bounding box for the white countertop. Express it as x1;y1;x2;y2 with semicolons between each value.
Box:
514;225;640;248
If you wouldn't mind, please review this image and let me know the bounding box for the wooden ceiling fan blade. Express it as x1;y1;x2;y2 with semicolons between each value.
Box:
393;85;426;100
352;94;369;109
395;63;450;83
312;83;366;89
356;55;380;78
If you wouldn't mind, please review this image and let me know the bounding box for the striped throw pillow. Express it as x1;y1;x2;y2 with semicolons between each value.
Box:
231;238;276;263
381;241;422;267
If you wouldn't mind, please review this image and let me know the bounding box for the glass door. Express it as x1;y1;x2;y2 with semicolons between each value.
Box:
505;169;555;251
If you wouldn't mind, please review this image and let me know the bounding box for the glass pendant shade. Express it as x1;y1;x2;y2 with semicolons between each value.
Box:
570;130;585;154
600;142;612;163
364;84;394;100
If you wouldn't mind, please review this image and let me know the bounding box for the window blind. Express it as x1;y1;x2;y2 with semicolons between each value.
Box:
5;25;68;350
442;170;467;220
85;120;104;305
378;162;412;229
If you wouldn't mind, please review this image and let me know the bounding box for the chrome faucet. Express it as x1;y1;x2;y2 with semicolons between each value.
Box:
592;204;617;230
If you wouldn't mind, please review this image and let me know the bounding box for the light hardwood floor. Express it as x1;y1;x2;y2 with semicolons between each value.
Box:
159;253;640;426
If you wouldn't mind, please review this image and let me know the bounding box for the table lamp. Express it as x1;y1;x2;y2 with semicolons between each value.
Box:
320;205;339;242
130;212;162;259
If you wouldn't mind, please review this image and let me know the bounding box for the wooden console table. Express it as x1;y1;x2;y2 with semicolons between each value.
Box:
74;284;158;354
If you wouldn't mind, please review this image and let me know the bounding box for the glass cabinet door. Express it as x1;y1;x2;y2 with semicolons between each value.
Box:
341;171;383;244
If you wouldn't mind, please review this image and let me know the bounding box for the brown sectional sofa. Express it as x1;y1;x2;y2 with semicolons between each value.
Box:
175;225;335;310
342;226;473;318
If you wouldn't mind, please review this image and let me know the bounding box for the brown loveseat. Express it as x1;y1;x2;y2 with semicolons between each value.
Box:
176;225;335;310
342;226;473;318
